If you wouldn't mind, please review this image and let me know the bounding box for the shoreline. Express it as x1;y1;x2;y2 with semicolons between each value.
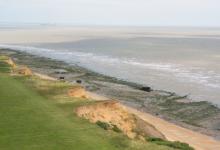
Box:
3;51;220;150
1;48;220;140
1;44;219;106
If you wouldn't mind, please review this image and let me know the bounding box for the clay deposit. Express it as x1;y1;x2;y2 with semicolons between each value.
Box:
75;100;165;139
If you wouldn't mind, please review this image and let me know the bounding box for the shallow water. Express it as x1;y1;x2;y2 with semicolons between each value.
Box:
1;27;220;106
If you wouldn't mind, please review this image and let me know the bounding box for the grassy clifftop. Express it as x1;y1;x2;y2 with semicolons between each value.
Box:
0;56;190;150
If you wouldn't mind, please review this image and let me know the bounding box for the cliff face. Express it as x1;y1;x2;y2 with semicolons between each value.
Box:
75;100;165;139
5;58;16;68
4;56;32;76
68;87;88;98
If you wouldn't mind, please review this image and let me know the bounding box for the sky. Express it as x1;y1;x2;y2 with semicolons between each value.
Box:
0;0;220;27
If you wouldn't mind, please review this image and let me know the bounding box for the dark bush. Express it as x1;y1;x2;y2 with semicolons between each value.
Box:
146;137;194;150
147;137;164;142
96;121;110;130
112;124;122;133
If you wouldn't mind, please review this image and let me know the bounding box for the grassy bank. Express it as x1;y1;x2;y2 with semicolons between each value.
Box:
0;57;178;150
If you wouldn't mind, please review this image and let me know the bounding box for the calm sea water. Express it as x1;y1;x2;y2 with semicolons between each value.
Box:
1;27;220;106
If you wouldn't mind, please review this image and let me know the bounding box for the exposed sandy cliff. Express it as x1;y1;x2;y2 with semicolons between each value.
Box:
75;100;165;140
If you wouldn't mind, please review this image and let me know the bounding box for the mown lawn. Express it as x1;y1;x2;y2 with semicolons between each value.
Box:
0;59;174;150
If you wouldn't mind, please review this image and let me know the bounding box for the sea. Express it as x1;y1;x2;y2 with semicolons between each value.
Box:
0;26;220;106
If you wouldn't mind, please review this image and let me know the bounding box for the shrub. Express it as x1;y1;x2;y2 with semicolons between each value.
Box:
147;137;164;142
146;137;194;150
96;121;110;130
112;124;122;133
0;62;10;73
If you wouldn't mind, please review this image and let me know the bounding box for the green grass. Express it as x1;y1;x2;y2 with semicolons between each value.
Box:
0;62;10;73
0;59;176;150
146;138;194;150
112;125;122;133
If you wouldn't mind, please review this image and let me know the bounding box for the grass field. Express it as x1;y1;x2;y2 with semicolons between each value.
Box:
0;57;178;150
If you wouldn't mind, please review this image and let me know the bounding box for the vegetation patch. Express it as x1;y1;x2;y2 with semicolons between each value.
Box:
0;62;10;73
112;124;122;133
96;121;111;130
96;121;122;133
146;137;194;150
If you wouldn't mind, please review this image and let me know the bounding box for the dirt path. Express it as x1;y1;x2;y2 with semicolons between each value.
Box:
126;106;220;150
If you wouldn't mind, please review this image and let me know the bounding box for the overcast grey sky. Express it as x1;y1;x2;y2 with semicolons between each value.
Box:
0;0;219;27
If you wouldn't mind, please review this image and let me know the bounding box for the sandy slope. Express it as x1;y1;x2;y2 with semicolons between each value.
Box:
126;107;220;150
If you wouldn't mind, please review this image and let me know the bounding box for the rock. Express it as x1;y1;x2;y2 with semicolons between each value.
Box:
59;76;65;80
140;86;152;92
54;69;67;74
76;80;82;84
